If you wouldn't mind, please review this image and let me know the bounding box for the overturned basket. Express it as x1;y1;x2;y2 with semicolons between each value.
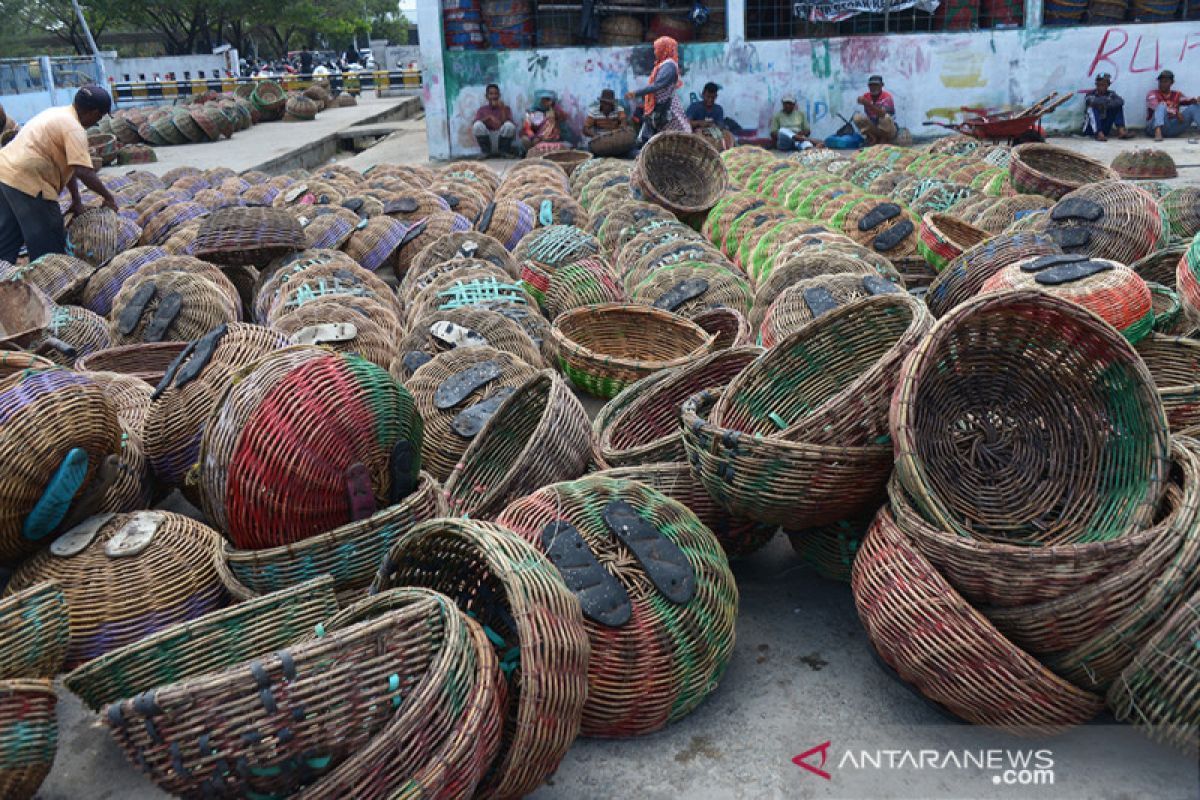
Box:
495;475;737;737
550;303;716;398
193;206;305;267
0;680;57;800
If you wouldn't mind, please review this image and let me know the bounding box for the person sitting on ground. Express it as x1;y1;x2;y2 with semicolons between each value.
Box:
771;94;811;151
687;82;735;150
520;90;576;156
472;83;517;158
583;88;634;156
853;75;897;145
1147;70;1199;142
0;86;118;264
1082;73;1132;141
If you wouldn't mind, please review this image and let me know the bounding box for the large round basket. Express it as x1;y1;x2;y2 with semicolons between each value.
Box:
0;253;94;304
540;149;593;177
216;473;442;602
404;346;539;482
1160;186;1200;239
550;303;716;398
0;582;68;680
757;272;910;348
443;371;591;519
1111;148;1178;180
294;588;504;800
691;305;754;349
892;289;1170;546
0;370;122;563
632;131;728;218
65;208;140;267
103;588;498;799
193;206;305;267
1136;334;1200;431
594;345;760;468
495;475;736;737
143;323;289;489
409;230;516;280
1040;180;1168;266
1009;143;1119;199
393;306;543;379
370;518;589;799
1107;582;1200;754
718;294;931;447
63;577;339;711
4;511;226;669
196;349;424;548
917;212;991;272
851;506;1105;732
75;341;190;385
924;232;1061;318
981;255;1154;344
270;296;398;369
250;80;286;119
0;680;57;800
107;269;239;345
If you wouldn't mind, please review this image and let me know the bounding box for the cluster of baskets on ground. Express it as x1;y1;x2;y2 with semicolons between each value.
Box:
86;80;357;166
0;128;1198;798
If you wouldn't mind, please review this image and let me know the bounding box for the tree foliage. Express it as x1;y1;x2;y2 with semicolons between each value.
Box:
1;0;411;57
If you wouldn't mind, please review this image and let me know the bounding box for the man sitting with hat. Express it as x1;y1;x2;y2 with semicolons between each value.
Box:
0;85;118;264
770;94;811;151
1146;70;1199;141
1082;73;1131;141
853;75;897;145
583;89;633;156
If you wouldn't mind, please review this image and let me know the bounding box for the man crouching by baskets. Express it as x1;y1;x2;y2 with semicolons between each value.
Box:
0;85;118;263
853;75;898;145
472;83;518;158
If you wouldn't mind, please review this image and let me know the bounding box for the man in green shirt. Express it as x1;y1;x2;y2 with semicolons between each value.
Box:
770;95;810;151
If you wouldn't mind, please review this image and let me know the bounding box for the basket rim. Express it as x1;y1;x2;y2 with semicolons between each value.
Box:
549;302;716;369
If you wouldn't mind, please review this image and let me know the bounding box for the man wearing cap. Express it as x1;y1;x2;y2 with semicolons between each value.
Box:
0;85;118;264
1082;73;1131;141
853;75;897;145
1146;70;1198;141
770;95;811;151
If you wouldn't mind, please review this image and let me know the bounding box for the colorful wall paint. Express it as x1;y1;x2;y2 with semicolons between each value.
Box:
414;2;1200;159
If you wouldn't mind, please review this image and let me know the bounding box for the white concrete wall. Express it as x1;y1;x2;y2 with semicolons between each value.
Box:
1;90;57;124
105;54;228;83
421;11;1200;159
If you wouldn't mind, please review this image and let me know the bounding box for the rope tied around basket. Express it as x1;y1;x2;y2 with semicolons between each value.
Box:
436;278;529;311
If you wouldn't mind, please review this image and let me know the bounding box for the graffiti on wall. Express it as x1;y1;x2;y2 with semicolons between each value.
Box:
1087;27;1200;82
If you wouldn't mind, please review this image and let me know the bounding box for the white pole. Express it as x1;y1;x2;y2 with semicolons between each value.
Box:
70;0;109;88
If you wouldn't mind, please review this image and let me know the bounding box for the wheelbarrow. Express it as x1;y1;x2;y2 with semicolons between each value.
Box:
0;280;76;360
923;92;1074;144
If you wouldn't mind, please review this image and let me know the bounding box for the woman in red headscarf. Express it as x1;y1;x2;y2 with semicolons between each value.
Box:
626;36;688;143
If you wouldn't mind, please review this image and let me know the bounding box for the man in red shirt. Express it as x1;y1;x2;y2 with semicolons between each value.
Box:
472;83;516;157
853;75;897;145
1146;70;1198;141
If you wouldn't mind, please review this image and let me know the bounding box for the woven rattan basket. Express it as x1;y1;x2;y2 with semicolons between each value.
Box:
1112;148;1178;180
108;270;240;345
0;253;94;304
343;215;409;272
216;472;442;602
443;370;590;519
630;261;753;318
495;475;736;737
1009;143;1119;199
370;517;588;798
1041;180;1168;266
4;510;226;669
393;306;543;379
925;232;1061;318
892;289;1169;546
541;257;627;318
294;588;503;800
78;244;168;315
594;345;760;468
66;208;140;267
142;323;288;489
982;255;1154;343
0;370;122;564
271;296;397;368
632;131;727;218
0;679;56;800
197;349;424;548
410;230;516;281
757;272;909;348
0;582;68;680
691;305;754;349
63;577;338;711
851;506;1104;732
405;346;539;481
193;206;305;267
916;212;991;272
1160;186;1200;239
550;304;716;398
104;588;494;798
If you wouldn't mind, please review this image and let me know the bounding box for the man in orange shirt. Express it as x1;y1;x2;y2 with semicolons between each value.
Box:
0;85;118;263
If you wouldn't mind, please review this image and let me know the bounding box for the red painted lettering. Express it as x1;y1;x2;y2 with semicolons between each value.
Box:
1181;32;1200;62
1088;28;1128;78
793;741;833;780
1129;34;1161;74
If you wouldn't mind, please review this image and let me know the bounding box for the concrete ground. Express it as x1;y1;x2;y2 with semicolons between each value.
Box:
38;123;1200;800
